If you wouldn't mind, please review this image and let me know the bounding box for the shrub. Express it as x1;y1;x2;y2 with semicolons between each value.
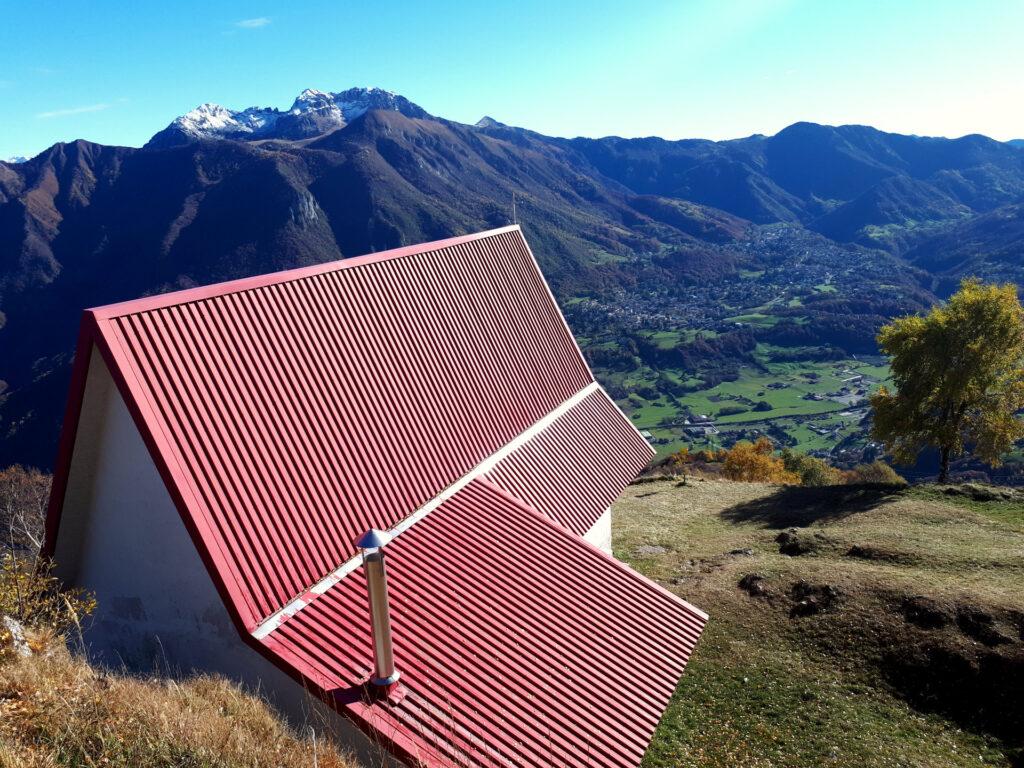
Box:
846;460;907;486
636;385;660;400
660;448;692;476
781;449;842;486
722;437;800;483
0;555;95;640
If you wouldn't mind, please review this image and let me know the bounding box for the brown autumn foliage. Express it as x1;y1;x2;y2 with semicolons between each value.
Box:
843;460;908;486
0;467;94;652
663;447;691;474
0;556;96;651
721;437;800;484
656;442;906;487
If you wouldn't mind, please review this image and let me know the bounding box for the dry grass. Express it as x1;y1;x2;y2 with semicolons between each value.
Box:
0;632;357;768
617;478;1024;768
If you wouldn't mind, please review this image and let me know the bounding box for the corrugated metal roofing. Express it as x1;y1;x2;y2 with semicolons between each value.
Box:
264;478;707;768
45;225;706;768
486;388;653;536
91;227;592;628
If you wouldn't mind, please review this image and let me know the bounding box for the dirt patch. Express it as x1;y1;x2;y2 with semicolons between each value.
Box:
789;580;842;617
899;596;951;629
1010;610;1024;641
956;605;1016;646
738;573;771;598
634;544;667;557
882;639;1024;750
846;544;919;565
776;528;832;556
669;556;728;588
679;557;725;574
877;593;1024;752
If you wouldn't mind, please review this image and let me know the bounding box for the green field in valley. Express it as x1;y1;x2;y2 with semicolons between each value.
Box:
595;343;891;460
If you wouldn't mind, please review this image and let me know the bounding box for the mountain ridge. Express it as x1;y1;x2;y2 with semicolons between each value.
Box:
3;87;1024;468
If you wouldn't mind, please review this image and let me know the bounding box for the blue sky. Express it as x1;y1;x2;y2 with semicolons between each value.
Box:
2;0;1022;160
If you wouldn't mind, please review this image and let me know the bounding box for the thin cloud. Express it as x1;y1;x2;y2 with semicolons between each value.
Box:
234;17;270;28
37;103;111;119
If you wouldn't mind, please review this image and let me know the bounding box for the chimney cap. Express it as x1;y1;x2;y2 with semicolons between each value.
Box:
357;528;392;550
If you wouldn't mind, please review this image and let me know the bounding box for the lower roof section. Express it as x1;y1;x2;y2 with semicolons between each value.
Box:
262;478;706;768
485;388;654;537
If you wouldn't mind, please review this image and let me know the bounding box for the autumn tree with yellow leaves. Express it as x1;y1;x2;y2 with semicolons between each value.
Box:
871;279;1024;482
721;437;800;483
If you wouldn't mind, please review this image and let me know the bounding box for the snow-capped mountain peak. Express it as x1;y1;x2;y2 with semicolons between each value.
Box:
172;102;279;139
290;89;333;112
3;156;28;164
180;103;242;130
147;87;429;148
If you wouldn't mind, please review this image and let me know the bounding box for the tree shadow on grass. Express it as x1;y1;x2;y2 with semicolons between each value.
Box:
720;484;906;528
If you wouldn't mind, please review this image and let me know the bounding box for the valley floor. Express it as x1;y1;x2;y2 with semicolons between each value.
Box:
616;479;1024;768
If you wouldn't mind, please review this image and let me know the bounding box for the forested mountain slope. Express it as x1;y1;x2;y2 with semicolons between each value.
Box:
2;89;1023;468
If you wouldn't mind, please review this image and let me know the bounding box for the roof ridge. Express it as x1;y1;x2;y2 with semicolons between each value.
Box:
89;225;522;321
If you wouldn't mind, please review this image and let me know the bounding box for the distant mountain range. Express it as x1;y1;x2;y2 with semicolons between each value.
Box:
146;88;428;147
2;87;1024;468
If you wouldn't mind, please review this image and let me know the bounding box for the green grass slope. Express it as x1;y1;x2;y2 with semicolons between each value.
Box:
615;479;1024;767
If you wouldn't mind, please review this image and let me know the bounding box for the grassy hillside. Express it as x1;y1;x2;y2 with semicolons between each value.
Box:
2;476;1021;767
615;479;1024;767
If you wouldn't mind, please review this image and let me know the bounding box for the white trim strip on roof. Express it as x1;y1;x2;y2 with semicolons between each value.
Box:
252;381;603;640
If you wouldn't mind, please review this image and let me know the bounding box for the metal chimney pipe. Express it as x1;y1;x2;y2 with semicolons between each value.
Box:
356;529;400;686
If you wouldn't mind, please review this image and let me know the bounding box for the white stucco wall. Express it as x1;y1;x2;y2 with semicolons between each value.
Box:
584;507;612;555
51;350;392;767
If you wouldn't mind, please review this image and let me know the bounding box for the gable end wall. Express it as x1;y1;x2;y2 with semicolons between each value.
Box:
50;349;388;766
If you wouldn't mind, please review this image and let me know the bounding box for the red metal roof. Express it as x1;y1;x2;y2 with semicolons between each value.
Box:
265;478;706;768
486;388;653;536
44;225;707;767
86;227;592;627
